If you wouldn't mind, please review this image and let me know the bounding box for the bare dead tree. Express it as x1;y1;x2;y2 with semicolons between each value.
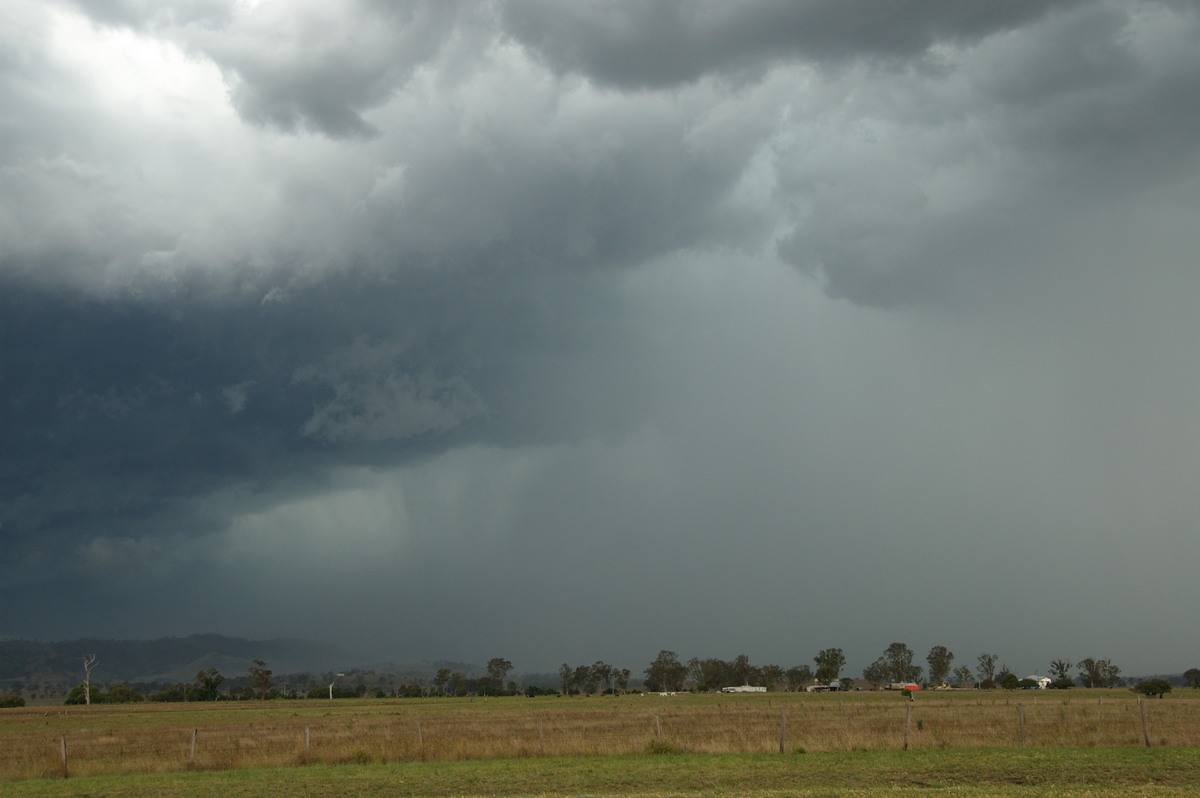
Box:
82;655;98;706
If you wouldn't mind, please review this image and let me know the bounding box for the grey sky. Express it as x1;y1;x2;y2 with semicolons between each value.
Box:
3;0;1199;679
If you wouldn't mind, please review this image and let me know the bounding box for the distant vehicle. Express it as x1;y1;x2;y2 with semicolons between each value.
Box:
887;683;921;691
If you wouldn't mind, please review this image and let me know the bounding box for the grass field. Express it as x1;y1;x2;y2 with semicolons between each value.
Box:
4;690;1200;795
4;748;1200;797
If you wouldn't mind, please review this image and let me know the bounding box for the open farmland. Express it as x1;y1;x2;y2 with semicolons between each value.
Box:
3;748;1200;798
3;689;1200;789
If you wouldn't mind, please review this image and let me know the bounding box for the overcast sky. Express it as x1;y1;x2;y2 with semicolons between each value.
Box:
3;0;1200;679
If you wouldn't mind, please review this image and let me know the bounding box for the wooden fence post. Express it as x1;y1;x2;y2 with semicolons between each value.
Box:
903;704;912;751
190;728;198;762
1139;699;1152;747
1018;705;1027;748
778;709;787;753
655;712;662;740
305;726;311;752
60;734;68;779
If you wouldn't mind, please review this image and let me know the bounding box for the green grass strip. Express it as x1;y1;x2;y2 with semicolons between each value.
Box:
5;746;1200;797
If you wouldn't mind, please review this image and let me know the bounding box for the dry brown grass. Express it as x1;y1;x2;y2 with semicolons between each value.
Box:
3;690;1198;782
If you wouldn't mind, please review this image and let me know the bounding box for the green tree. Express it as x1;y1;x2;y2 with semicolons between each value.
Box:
193;668;224;701
785;664;814;691
976;653;998;683
882;643;917;684
1048;659;1073;689
689;658;733;692
448;672;465;696
925;646;954;686
862;659;889;689
433;667;451;696
573;664;597;694
814;648;846;685
584;665;602;694
1133;679;1172;698
760;664;785;691
996;663;1013;686
1077;658;1100;688
485;658;513;695
644;650;687;692
106;684;143;703
1077;658;1118;688
558;663;574;695
730;654;759;686
248;659;273;700
591;661;614;694
953;665;973;687
999;672;1021;690
65;683;103;705
150;684;185;702
1184;668;1200;689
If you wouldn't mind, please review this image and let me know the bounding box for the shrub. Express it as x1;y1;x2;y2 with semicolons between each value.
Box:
645;740;683;755
106;685;144;703
1133;679;1172;699
64;683;104;705
149;685;185;702
0;693;25;708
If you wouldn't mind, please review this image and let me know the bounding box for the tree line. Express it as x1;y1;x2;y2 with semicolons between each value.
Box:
643;644;1189;694
64;659;277;704
46;647;1200;706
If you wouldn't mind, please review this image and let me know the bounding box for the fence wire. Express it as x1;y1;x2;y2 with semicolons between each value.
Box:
4;696;1199;781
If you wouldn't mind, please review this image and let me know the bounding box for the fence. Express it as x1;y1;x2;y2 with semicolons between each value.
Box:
4;695;1199;781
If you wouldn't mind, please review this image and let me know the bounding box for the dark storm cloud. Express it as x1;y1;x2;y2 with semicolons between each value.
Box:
0;0;769;592
4;0;1200;676
500;0;1086;89
0;0;764;574
0;264;644;578
0;0;764;591
771;0;1200;307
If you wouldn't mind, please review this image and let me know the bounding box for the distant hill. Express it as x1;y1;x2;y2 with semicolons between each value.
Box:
0;634;353;686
